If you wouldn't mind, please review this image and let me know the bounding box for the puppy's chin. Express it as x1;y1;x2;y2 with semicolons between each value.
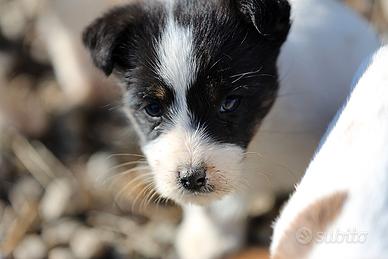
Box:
171;192;229;206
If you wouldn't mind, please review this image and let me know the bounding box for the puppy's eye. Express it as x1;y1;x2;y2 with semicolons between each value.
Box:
220;96;241;113
145;102;163;117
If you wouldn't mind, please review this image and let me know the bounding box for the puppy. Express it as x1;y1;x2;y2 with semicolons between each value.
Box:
82;0;379;258
271;45;388;259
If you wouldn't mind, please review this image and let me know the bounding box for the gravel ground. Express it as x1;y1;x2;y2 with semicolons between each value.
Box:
0;0;387;258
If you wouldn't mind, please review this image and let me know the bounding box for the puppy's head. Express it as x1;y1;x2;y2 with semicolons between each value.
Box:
83;0;291;205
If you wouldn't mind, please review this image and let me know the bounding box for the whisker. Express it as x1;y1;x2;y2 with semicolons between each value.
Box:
231;84;249;92
113;174;154;203
230;66;264;84
244;73;275;79
109;160;148;171
209;57;223;70
132;182;155;212
154;195;163;207
144;190;160;209
240;31;248;46
106;153;146;160
104;166;151;184
140;188;159;210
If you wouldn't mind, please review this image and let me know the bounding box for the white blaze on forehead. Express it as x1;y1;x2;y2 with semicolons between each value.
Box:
157;16;196;93
156;8;197;125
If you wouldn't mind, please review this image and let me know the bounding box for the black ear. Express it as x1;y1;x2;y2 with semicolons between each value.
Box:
82;5;142;76
234;0;291;42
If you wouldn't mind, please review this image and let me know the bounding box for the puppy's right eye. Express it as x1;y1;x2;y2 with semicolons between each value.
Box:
220;96;241;113
145;102;163;117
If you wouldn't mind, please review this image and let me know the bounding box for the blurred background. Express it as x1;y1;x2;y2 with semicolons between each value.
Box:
0;0;387;259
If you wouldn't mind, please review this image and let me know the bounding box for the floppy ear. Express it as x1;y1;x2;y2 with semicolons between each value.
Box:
234;0;291;42
82;4;142;76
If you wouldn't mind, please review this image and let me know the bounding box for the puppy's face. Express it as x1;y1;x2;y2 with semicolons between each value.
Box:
83;0;290;205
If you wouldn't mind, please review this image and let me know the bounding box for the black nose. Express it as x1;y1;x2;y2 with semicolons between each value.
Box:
179;167;207;192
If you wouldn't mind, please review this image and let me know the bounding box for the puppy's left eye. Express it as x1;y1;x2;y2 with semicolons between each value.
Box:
220;96;241;113
145;102;163;117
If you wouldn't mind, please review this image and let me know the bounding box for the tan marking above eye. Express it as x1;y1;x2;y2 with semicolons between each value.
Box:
151;86;168;99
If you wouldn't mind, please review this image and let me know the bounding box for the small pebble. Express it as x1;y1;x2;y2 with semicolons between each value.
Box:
42;218;80;248
48;247;75;259
40;178;74;221
9;177;42;211
70;228;109;259
13;235;47;259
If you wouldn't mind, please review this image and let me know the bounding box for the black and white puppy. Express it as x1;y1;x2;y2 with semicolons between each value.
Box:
83;0;290;204
83;0;379;258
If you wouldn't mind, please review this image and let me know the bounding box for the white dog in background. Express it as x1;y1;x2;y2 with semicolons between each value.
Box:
272;45;388;259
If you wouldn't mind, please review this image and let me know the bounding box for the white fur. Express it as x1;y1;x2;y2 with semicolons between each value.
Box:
272;46;388;259
156;6;196;127
156;15;196;94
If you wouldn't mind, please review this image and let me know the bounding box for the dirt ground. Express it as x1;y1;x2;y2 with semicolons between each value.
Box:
0;0;387;259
